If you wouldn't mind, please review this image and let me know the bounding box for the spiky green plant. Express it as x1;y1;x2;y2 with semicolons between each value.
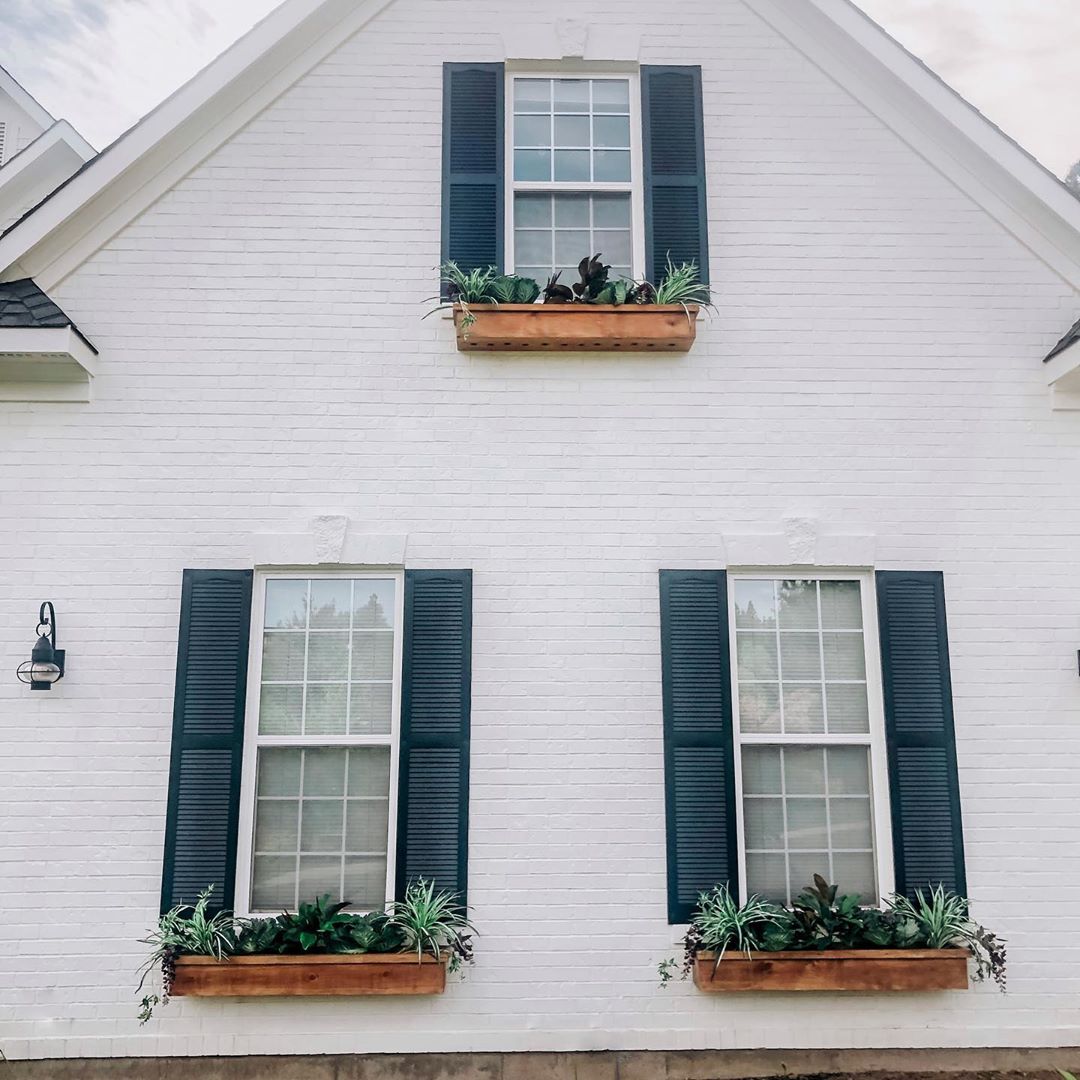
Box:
686;884;794;978
137;887;236;1023
388;879;475;973
888;884;1006;990
652;256;711;306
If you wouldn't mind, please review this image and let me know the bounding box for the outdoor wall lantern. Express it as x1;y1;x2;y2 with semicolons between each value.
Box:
16;602;65;690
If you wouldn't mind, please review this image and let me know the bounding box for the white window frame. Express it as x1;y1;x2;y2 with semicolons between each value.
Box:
504;69;646;282
727;569;895;906
234;569;405;918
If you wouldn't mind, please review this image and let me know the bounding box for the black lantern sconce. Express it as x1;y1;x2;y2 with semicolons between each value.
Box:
16;602;65;691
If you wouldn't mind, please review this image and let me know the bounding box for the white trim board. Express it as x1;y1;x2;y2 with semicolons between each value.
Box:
0;65;55;132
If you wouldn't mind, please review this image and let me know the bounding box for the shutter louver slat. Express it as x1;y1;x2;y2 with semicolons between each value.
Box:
660;570;738;924
641;67;710;287
160;570;252;914
396;571;472;903
442;64;504;282
876;571;967;898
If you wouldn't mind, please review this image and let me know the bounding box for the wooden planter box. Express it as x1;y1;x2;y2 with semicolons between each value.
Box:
172;953;447;997
454;303;698;352
693;949;969;992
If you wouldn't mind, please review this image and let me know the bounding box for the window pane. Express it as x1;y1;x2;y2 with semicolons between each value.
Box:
554;230;590;267
820;581;862;629
344;857;387;909
786;798;828;849
830;798;873;848
515;113;550;147
259;684;303;735
822;633;866;680
254;800;298;853
742;746;781;794
299;856;341;902
554;114;590;146
777;580;818;629
826;746;870;795
779;633;820;680
304;683;347;736
783;747;825;794
737;632;778;680
300;800;343;852
345;799;389;852
303;748;346;796
258;748;301;797
744;798;784;849
593;149;630;182
265;580;308;630
353;580;396;629
553;194;589;226
554;149;590;181
307;632;348;680
739;683;781;734
592;79;630;113
825;683;870;734
782;683;825;733
348;747;391;797
515;193;551;227
745;853;787;904
735;580;776;629
515;229;552;267
597;230;631;267
514;78;550;112
515;268;549;287
262;632;305;681
514;149;551;181
252;855;296;910
310;580;350;629
833;852;877;900
553;79;589;111
592;193;631;227
788;854;828;899
349;684;393;735
593;114;630;148
351;631;394;680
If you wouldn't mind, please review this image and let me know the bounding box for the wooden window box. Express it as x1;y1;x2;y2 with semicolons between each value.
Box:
454;304;698;352
172;954;447;997
693;949;969;992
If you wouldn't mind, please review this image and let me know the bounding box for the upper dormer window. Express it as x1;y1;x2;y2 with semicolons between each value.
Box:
506;73;645;287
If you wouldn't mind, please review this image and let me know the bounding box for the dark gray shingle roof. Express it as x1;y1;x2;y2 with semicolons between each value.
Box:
1046;317;1080;362
0;278;73;328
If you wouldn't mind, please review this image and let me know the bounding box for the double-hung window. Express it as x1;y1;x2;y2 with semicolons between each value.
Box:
235;573;403;915
728;574;894;906
506;72;645;287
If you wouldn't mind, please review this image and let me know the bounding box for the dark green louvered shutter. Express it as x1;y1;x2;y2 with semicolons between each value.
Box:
659;570;738;923
642;66;710;287
876;571;967;897
442;63;504;283
396;570;472;904
160;569;252;914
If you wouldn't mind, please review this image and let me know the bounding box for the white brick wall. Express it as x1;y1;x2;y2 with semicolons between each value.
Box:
1;0;1079;1061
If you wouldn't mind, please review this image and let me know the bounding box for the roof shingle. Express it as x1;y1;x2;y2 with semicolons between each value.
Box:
0;278;73;329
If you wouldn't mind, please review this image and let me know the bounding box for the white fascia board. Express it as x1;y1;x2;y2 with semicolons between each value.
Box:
0;0;397;291
1045;340;1080;391
0;326;98;376
0;122;95;203
748;0;1080;290
0;65;55;131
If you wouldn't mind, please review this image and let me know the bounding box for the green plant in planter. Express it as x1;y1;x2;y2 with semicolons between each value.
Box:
662;874;1005;991
390;878;476;973
651;256;711;306
427;261;541;333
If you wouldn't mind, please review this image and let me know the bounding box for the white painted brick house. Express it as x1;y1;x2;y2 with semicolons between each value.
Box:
1;0;1079;1073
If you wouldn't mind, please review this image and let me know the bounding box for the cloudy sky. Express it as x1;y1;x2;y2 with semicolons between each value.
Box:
1;0;1077;177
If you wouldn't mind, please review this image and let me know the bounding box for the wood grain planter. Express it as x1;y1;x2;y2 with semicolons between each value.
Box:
454;303;698;352
693;949;969;992
172;954;447;997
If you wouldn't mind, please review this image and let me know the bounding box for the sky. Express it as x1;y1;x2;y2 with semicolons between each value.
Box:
1;0;1078;178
